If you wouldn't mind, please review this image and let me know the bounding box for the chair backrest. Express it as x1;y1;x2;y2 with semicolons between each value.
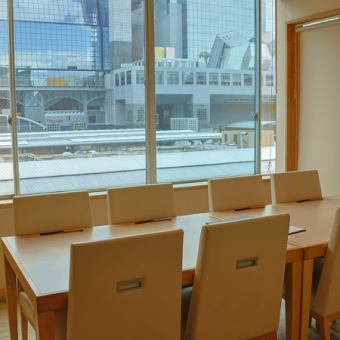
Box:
271;170;322;204
67;229;183;340
184;214;289;340
13;191;92;236
312;208;340;317
107;183;176;224
208;175;271;212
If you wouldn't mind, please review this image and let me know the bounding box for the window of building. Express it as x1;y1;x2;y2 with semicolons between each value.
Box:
47;124;60;132
182;71;194;85
221;73;231;86
167;71;179;85
244;74;253;86
232;73;242;86
73;122;86;130
156;71;164;85
209;73;219;85
88;116;97;124
126;71;132;85
1;0;275;196
136;70;145;85
121;72;126;86
196;72;207;85
196;108;208;122
137;109;145;122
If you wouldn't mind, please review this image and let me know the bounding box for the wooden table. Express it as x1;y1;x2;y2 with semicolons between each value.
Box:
272;196;340;340
213;196;340;340
2;212;302;340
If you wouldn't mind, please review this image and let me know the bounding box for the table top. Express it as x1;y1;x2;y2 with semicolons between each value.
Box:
1;213;214;298
1;211;302;306
274;196;340;258
212;195;340;258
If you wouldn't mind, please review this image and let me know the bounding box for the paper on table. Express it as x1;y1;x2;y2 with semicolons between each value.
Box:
289;225;306;235
205;214;256;225
207;216;306;236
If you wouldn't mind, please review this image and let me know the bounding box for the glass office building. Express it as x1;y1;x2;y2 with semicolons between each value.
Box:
0;0;110;129
183;0;255;60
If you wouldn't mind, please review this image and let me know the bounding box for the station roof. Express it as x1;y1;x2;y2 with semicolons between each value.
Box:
0;147;276;195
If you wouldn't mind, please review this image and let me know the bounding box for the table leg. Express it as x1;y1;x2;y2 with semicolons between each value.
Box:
300;259;314;340
37;311;56;340
285;261;302;340
4;256;18;340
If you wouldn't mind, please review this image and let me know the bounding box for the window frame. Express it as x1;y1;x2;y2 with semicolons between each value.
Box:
4;0;274;197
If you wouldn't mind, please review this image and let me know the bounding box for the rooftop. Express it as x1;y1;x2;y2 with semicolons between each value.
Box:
0;147;276;195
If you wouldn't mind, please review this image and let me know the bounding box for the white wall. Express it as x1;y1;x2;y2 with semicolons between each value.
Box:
276;0;340;171
299;24;340;195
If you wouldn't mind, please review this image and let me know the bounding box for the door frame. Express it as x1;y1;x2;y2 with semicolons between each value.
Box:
286;8;340;170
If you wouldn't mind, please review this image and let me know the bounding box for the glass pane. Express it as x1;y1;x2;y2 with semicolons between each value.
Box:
261;0;276;174
155;0;257;183
0;0;14;195
13;0;146;194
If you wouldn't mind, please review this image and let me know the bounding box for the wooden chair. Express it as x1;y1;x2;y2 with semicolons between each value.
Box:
182;214;290;340
310;208;340;340
271;170;322;204
107;183;176;224
13;191;92;340
208;175;271;212
63;230;183;340
13;191;92;236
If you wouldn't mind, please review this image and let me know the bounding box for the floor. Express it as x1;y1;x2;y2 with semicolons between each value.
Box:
0;302;34;340
0;301;322;340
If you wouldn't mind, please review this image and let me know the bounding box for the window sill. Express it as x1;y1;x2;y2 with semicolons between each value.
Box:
0;175;271;205
88;182;209;200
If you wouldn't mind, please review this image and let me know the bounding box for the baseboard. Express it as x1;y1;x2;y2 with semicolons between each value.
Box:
0;288;6;302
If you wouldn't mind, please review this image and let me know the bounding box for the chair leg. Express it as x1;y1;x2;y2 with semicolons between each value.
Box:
308;315;312;328
315;318;321;331
20;309;29;340
319;317;331;340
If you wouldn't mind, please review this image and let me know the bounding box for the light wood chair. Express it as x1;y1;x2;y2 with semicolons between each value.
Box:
208;175;271;212
13;191;92;236
63;229;183;340
310;208;340;340
271;170;322;204
182;214;290;340
107;183;176;224
13;191;92;340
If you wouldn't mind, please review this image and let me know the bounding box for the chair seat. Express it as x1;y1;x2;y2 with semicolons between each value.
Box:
19;291;67;339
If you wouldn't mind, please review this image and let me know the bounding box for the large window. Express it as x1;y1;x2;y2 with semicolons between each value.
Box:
15;0;146;194
0;0;276;196
0;0;14;195
261;0;276;174
155;0;275;183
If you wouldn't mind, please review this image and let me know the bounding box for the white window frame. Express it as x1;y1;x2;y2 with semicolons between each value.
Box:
5;0;272;196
